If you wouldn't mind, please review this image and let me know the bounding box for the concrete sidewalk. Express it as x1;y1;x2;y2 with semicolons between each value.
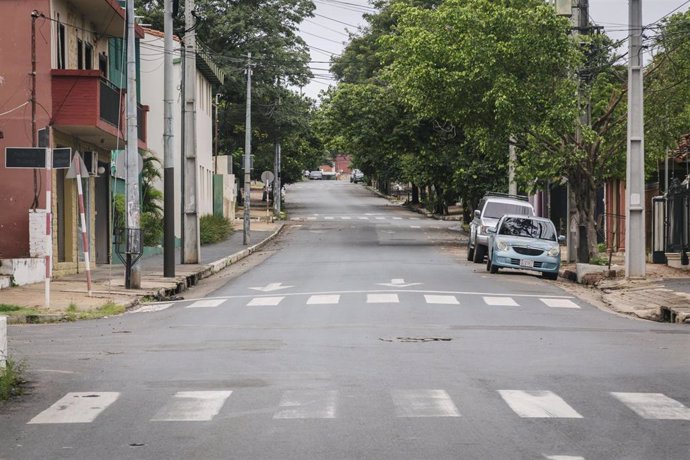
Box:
0;221;283;320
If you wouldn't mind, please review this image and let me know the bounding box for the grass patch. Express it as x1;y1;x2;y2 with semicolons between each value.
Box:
65;302;126;321
0;304;43;317
200;214;234;245
0;358;26;401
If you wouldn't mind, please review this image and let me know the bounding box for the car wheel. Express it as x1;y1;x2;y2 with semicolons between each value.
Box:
543;271;558;280
489;255;498;274
486;254;491;271
467;242;474;261
473;244;486;263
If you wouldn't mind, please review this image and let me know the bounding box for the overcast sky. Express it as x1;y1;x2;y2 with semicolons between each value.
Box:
298;0;690;101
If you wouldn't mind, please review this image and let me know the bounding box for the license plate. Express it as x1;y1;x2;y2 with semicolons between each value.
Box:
519;259;534;268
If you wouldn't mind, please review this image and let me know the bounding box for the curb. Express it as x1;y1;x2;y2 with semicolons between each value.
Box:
6;224;286;324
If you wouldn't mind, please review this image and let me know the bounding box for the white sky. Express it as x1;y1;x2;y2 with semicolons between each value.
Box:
298;0;690;101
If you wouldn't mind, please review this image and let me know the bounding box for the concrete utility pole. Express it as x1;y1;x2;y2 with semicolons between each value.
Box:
626;0;646;278
243;53;252;245
274;142;281;214
508;139;517;196
183;0;200;263
163;0;175;277
125;0;141;288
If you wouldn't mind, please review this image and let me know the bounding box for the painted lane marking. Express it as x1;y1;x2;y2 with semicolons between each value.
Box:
424;295;459;305
307;217;317;221
611;392;690;420
483;296;519;307
358;217;369;220
393;217;403;220
28;392;120;424
324;216;334;220
290;217;301;221
151;391;232;422
273;390;337;419
410;225;422;229
249;282;293;292
375;217;386;220
541;298;580;309
186;299;226;309
377;278;422;288
498;390;583;418
544;456;585;460
367;293;399;304
307;295;340;305
166;290;574;305
247;297;284;306
392;389;460;418
409;217;420;220
340;216;351;220
131;303;173;313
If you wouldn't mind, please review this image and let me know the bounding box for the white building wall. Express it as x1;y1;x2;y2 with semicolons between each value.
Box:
140;30;217;237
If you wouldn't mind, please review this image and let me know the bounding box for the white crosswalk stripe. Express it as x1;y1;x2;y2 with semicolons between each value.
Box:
544;456;586;460
131;303;173;313
186;299;226;309
611;392;690;420
410;225;421;229
375;217;386;220
28;392;120;424
307;295;340;305
358;216;369;220
325;216;334;220
247;297;284;306
392;389;460;418
541;298;580;309
393;217;403;220
498;390;583;418
273;390;338;419
367;293;399;304
424;295;459;305
483;296;519;306
151;391;233;422
340;216;351;220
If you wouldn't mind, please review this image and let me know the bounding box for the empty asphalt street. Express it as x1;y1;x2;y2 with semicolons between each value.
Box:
2;180;689;460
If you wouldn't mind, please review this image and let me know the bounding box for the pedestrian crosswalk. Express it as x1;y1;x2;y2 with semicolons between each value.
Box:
290;215;429;222
168;293;582;311
26;389;690;425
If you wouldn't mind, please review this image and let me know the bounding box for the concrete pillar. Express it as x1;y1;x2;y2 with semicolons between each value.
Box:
0;316;7;369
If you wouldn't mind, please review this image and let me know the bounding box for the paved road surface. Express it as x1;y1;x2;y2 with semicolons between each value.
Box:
2;180;689;459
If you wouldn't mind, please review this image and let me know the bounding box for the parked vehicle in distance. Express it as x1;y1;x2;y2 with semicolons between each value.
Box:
486;215;565;280
350;169;364;183
468;193;535;263
309;170;323;180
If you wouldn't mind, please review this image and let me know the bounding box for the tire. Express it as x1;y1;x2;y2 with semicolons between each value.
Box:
467;242;474;261
486;254;491;272
489;255;498;274
473;244;486;263
543;271;558;280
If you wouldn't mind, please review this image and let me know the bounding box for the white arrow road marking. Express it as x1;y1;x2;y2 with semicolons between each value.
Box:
499;390;583;418
28;392;120;424
377;279;422;288
151;391;233;422
249;282;293;292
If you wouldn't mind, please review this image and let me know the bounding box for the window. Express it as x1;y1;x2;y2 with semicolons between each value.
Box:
499;218;557;241
84;43;93;70
77;39;84;69
57;20;66;69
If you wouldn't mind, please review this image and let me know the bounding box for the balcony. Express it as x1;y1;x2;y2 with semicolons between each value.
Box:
51;69;147;150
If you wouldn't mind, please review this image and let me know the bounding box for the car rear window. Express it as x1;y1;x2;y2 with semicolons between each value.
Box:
483;202;532;218
498;217;557;241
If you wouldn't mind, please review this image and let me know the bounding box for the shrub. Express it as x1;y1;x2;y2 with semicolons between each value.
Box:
200;215;233;245
0;358;26;401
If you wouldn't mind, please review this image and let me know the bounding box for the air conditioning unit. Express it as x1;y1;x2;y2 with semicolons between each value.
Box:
555;0;572;17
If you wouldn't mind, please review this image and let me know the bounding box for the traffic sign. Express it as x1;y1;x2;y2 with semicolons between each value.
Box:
261;170;274;184
5;147;46;168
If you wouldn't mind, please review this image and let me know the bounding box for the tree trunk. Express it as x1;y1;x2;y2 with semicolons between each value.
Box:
411;184;419;204
571;168;599;263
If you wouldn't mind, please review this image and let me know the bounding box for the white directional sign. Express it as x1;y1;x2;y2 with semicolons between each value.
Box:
377;278;422;288
249;282;293;292
261;170;275;184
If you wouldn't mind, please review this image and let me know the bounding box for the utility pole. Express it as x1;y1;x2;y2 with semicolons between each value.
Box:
163;0;175;277
183;0;199;263
243;53;252;245
626;0;646;278
508;138;517;196
274;79;282;214
125;0;141;288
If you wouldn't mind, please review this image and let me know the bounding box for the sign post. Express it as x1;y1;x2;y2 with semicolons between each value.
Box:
44;148;52;308
67;152;92;295
261;170;274;222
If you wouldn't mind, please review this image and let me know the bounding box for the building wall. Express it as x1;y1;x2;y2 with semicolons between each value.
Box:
196;72;214;217
0;0;53;259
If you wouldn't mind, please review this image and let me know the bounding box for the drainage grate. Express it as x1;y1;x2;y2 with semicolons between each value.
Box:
659;306;677;323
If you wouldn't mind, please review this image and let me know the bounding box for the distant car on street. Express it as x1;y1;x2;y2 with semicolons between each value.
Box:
309;170;323;180
486;214;565;280
350;169;364;183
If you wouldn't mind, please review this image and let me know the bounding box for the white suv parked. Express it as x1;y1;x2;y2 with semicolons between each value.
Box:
468;193;535;263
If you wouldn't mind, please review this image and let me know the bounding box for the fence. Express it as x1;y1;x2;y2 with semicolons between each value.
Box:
666;183;690;254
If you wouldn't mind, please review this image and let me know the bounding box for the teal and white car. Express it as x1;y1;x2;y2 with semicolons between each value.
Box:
486;215;565;280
